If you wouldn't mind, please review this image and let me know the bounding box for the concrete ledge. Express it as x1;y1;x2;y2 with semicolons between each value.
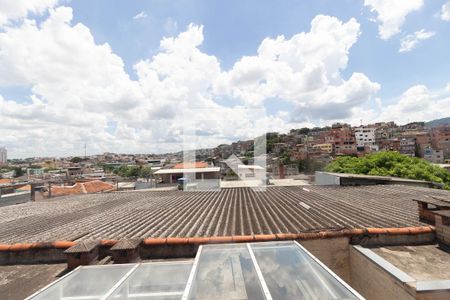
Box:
351;232;436;247
352;245;450;300
353;245;415;283
416;280;450;292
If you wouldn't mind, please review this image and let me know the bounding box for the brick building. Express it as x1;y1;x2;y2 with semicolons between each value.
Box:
331;123;357;155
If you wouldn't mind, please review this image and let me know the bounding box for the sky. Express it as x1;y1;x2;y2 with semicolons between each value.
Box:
0;0;449;158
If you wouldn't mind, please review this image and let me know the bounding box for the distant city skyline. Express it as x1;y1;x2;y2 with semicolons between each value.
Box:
1;0;450;158
4;118;449;160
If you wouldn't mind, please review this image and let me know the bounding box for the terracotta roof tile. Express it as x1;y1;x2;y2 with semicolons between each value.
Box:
50;180;114;197
173;162;208;169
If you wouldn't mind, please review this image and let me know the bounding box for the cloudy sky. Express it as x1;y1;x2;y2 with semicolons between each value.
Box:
1;0;449;158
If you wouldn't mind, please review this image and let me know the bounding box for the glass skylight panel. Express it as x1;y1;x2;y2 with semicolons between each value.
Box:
29;264;135;300
185;244;266;300
27;241;362;300
250;242;360;299
107;261;193;300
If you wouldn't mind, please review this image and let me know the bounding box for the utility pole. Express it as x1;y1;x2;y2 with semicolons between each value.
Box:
84;143;87;159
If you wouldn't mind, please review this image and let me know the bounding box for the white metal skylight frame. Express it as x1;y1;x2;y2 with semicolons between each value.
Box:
26;241;364;300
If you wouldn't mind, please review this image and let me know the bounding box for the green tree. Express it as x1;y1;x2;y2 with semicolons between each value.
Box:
12;167;24;178
139;166;152;182
279;151;292;165
114;165;141;178
325;151;450;189
103;164;116;173
299;127;310;135
70;157;82;163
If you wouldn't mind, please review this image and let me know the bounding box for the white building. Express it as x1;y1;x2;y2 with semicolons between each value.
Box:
354;127;377;148
424;148;444;164
237;164;265;180
0;147;7;165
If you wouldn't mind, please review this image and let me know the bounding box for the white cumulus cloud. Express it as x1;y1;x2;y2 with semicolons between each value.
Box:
0;8;381;157
379;84;450;124
0;0;58;26
364;0;424;40
441;1;450;21
214;15;380;122
133;11;147;20
399;29;435;52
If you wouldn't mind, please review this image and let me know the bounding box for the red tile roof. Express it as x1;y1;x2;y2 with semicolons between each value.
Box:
50;180;114;197
173;162;208;169
83;181;115;194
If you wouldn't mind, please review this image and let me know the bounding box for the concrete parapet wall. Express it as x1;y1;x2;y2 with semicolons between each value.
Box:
351;232;435;247
0;248;66;265
299;237;351;283
350;246;416;300
0;192;31;207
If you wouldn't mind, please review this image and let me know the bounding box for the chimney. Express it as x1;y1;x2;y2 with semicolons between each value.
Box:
279;164;285;179
413;197;450;224
434;211;450;250
111;239;141;264
64;240;99;270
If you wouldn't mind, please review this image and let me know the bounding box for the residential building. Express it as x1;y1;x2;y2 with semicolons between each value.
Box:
311;143;333;153
237;164;265;179
354;126;376;147
431;125;450;159
0;147;6;165
272;142;288;155
154;163;220;189
399;137;416;156
378;138;401;152
424;148;444;164
331;123;357;155
415;132;431;157
291;144;308;161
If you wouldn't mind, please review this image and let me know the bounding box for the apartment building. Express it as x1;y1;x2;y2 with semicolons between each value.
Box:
331;123;357;155
311;143;333;153
431;125;450;159
378;138;401;152
399;137;416;156
424;148;444;164
0;147;6;165
354;126;376;147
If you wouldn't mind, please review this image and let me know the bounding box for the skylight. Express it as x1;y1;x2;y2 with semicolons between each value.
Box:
27;241;363;300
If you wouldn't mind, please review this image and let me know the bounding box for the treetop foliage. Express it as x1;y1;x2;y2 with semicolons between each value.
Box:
325;151;450;189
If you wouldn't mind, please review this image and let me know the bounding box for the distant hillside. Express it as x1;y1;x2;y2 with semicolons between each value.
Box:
425;117;450;128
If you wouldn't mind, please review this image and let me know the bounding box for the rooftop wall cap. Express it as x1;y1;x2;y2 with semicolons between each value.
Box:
166;237;189;245
187;237;211;245
64;240;98;254
434;210;450;218
0;226;437;252
142;238;167;246
412;196;450;207
99;240;118;247
208;236;234;243
254;234;277;241
232;235;255;243
53;241;77;249
110;239;142;250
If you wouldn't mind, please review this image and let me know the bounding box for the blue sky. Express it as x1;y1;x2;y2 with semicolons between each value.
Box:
0;0;449;157
66;0;450;101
